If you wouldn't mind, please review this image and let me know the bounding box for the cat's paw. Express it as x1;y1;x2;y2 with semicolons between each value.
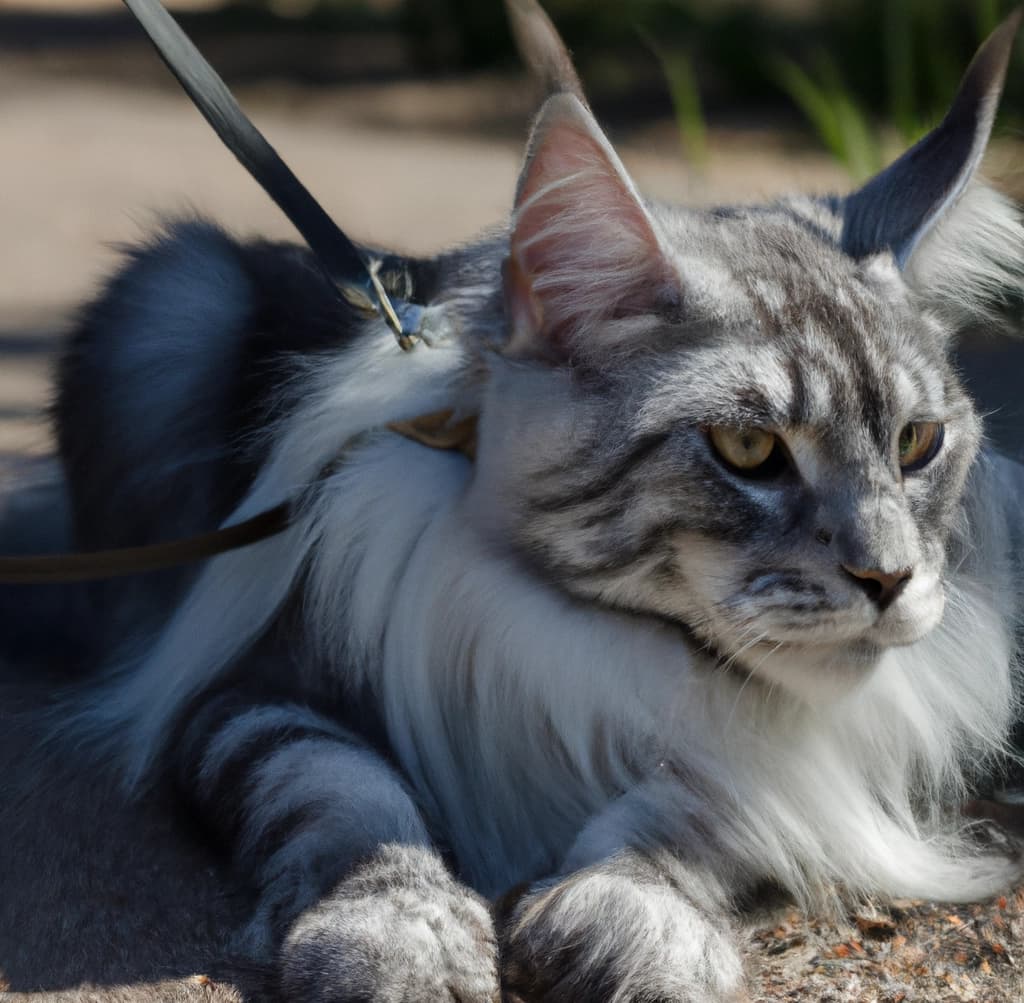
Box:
279;844;500;1002
500;862;747;1003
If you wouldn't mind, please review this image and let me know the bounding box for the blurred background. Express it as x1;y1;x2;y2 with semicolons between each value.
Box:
2;0;1024;459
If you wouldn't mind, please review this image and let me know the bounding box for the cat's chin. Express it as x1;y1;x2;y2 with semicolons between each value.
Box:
726;638;887;706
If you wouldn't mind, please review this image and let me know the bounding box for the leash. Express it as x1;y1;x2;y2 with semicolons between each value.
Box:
0;503;292;585
120;0;424;349
0;0;472;585
0;412;476;584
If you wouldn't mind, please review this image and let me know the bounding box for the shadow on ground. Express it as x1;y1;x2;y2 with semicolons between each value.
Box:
0;668;267;1000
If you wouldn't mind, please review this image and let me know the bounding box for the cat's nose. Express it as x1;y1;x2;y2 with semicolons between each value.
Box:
841;565;912;610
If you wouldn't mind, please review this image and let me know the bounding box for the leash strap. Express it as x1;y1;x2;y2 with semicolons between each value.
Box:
0;503;292;585
121;0;421;347
0;414;476;584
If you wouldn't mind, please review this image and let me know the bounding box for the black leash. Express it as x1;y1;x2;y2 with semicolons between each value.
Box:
0;503;292;585
121;0;424;349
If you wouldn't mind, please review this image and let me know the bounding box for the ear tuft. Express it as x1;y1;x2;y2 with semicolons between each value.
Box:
904;181;1024;329
505;93;677;360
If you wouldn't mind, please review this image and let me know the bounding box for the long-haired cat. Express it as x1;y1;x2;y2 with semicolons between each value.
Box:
9;2;1024;1000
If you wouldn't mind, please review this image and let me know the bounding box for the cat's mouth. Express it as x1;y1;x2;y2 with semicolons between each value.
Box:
573;566;944;689
711;606;942;659
694;583;947;701
713;567;946;649
681;575;948;695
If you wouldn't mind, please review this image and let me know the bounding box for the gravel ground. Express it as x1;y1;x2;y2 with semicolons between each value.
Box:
746;884;1024;1003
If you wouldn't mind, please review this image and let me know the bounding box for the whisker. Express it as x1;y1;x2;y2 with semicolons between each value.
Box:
723;638;769;734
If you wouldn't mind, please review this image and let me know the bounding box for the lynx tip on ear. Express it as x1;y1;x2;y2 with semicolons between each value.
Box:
504;0;586;103
955;5;1021;126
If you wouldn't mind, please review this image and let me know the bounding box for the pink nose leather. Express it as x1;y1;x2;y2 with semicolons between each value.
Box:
842;565;912;609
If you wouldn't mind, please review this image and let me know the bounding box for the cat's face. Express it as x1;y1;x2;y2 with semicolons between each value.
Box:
477;206;980;700
467;90;992;701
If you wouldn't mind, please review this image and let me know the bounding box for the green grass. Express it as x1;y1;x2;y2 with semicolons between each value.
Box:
640;28;708;171
768;53;883;183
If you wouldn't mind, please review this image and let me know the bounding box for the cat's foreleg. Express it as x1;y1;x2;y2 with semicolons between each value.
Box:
178;696;499;1002
499;778;750;1003
501;848;746;1003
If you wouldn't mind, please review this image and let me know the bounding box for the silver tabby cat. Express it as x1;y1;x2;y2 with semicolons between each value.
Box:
19;3;1024;1000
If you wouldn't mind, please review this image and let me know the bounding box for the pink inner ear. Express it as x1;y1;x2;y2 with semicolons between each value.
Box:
507;97;673;358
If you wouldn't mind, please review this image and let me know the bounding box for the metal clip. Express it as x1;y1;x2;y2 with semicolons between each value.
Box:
341;260;427;353
366;261;414;351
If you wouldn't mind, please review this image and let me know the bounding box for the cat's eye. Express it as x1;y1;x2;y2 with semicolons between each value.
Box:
897;421;944;471
708;426;784;478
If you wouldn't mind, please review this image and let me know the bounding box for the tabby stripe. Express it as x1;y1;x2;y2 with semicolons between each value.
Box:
786;357;809;425
177;700;435;933
820;320;892;446
552;522;685;580
237;737;356;852
528;432;671;514
184;703;351;842
234;736;431;874
241;801;325;869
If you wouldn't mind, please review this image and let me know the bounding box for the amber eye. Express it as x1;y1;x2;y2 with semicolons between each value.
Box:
708;426;781;475
897;421;944;471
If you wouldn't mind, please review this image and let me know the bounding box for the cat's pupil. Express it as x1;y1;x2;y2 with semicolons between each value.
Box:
897;422;944;471
899;424;917;458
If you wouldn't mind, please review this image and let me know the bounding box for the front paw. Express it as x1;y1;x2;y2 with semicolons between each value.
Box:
280;844;500;1002
500;861;746;1003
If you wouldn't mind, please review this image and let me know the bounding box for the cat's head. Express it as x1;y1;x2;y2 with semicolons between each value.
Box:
470;9;1023;702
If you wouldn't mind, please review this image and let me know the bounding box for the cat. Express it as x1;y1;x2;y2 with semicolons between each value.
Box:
8;2;1024;1000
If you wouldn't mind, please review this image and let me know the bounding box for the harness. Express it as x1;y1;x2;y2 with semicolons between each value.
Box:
0;0;474;585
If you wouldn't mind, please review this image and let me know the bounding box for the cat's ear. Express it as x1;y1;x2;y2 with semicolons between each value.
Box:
842;10;1019;266
504;92;679;360
505;0;586;103
842;10;1024;326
